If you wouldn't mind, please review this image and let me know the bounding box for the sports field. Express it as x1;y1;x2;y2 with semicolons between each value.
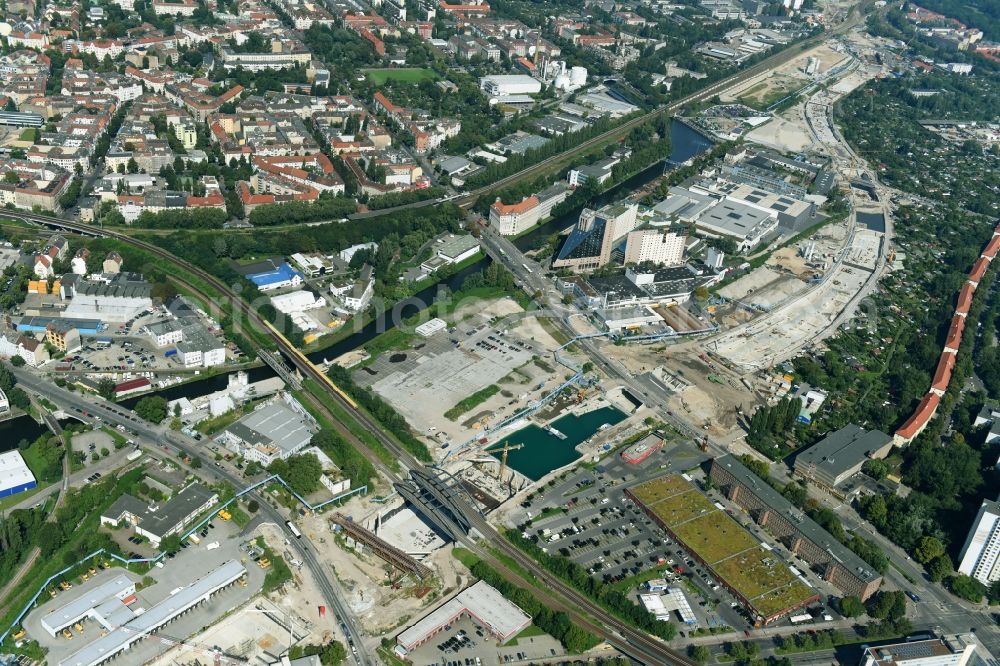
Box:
365;68;438;85
628;473;817;622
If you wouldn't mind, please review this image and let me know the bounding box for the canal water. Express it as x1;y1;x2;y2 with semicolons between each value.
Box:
0;416;51;453
488;406;627;481
111;120;715;408
303;257;489;364
513;119;715;252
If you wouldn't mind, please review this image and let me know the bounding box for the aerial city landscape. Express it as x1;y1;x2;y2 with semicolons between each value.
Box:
0;0;998;662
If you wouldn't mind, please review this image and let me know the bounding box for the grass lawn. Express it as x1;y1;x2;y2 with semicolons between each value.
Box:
444;384;500;420
365;68;438;85
609;565;667;593
504;625;546;646
362;327;415;361
452;547;481;570
0;484;48;512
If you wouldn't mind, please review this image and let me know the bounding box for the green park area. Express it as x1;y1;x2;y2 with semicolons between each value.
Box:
365;68;438;85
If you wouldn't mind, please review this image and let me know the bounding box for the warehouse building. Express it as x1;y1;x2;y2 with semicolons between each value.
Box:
58;560;246;666
792;424;893;488
62;273;153;323
396;581;531;652
479;75;542;97
219;396;316;465
40;574;137;637
0;450;36;499
100;482;218;547
709;455;882;600
692;197;778;253
176;322;226;368
626;473;817;625
244;260;305;292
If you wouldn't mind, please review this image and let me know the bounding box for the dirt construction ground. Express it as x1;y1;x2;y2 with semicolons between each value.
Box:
300;511;469;637
599;340;756;438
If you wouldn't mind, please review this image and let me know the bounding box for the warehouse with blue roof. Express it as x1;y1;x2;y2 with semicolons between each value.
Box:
0;450;37;499
17;316;104;335
245;261;304;292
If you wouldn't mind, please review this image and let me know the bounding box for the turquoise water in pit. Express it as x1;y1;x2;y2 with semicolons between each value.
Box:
489;406;627;481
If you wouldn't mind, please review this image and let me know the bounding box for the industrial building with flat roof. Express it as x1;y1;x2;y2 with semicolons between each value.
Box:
0;450;37;499
693;197;778;253
220;397;315;465
396;580;531;651
859;635;987;666
709;455;882;600
792;424;893;488
41;574;137;637
100;483;218;547
59;560;246;666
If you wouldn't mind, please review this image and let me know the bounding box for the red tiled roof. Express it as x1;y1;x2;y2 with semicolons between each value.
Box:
895;392;940;441
114;377;151;392
945;314;965;351
970;257;990;283
931;352;955;393
956;282;975;315
983;235;1000;260
492;196;538;216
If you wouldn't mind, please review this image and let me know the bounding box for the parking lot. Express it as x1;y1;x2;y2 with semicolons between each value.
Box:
62;336;169;374
22;517;265;665
521;443;691;584
512;440;762;634
403;615;564;666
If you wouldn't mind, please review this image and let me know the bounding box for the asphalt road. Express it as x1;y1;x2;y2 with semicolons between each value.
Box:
8;366;375;666
472;180;1000;651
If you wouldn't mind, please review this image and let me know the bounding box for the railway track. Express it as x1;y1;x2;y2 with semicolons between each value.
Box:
0;18;868;659
6;210;698;664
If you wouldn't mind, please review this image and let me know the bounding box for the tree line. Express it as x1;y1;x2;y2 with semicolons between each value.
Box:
506;529;677;641
466;556;601;653
326;365;431;463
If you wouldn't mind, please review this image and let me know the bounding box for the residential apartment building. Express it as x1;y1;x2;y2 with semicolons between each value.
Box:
488;182;569;236
623;228;686;266
957;497;1000;585
709;454;882;600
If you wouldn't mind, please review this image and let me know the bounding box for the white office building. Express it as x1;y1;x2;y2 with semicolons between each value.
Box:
957;496;1000;584
623;228;686;266
859;636;987;666
147;320;184;347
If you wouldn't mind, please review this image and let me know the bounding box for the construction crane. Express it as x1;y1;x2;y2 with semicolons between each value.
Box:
496;442;524;480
